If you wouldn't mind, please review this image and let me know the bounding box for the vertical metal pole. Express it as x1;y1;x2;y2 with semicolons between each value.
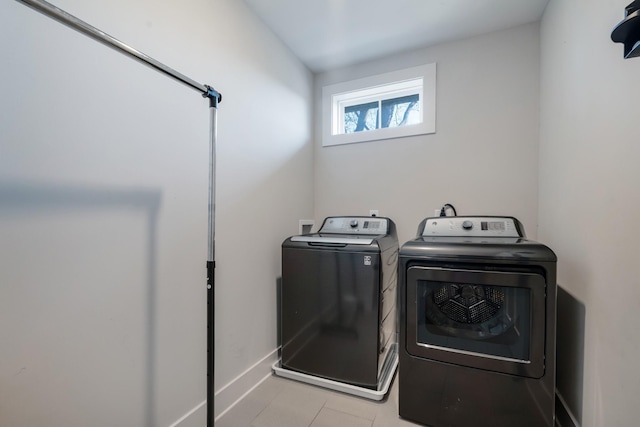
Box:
205;87;220;427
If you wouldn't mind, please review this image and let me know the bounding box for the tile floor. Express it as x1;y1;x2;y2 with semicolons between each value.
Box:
216;372;423;427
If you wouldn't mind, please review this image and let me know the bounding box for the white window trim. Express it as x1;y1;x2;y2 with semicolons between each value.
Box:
322;63;436;147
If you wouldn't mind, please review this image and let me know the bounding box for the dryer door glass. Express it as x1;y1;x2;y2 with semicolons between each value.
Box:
417;281;530;360
406;266;546;378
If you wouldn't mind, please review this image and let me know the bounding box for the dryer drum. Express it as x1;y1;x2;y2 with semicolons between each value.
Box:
426;283;514;339
434;284;503;323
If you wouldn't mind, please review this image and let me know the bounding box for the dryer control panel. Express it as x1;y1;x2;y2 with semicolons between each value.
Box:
420;216;522;237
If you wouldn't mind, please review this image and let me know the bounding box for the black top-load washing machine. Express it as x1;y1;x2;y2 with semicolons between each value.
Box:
279;216;398;394
398;216;557;427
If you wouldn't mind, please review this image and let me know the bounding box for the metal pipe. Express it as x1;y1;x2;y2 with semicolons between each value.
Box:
16;0;212;96
206;95;218;427
207;103;217;264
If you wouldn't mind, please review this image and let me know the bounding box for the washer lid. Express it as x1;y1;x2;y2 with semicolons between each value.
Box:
290;234;375;245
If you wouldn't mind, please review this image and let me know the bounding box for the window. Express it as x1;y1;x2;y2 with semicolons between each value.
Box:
322;63;436;147
341;84;421;134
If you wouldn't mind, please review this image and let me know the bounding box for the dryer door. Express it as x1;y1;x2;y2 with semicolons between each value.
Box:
406;266;546;378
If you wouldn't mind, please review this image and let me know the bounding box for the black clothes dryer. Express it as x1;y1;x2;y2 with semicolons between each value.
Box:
281;216;398;391
398;216;557;427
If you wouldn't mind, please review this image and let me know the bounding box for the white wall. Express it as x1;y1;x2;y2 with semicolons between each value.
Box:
539;1;640;426
314;23;541;244
0;0;313;425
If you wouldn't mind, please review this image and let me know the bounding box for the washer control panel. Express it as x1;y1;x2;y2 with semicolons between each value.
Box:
421;216;522;237
320;216;389;235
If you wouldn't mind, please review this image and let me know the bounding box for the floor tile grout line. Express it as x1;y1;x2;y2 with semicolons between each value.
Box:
321;401;379;422
248;379;292;427
238;375;403;427
306;397;328;427
317;405;376;427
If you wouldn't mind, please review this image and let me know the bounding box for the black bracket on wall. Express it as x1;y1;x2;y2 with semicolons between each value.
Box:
612;0;640;58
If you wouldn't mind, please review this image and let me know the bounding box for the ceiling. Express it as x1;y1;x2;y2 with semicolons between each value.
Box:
242;0;550;73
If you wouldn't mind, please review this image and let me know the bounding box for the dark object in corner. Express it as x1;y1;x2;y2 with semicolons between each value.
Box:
439;203;457;217
612;0;640;58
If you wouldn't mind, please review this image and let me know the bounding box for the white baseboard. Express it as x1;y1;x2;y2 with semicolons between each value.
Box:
167;349;278;427
214;348;279;421
168;400;206;427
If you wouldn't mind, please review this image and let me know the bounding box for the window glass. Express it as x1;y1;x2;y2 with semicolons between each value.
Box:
344;101;379;133
381;94;420;128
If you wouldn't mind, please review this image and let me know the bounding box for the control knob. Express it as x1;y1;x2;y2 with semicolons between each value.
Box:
350;219;359;228
462;220;473;230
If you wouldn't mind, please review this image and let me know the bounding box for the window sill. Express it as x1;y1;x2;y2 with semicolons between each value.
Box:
323;121;435;147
